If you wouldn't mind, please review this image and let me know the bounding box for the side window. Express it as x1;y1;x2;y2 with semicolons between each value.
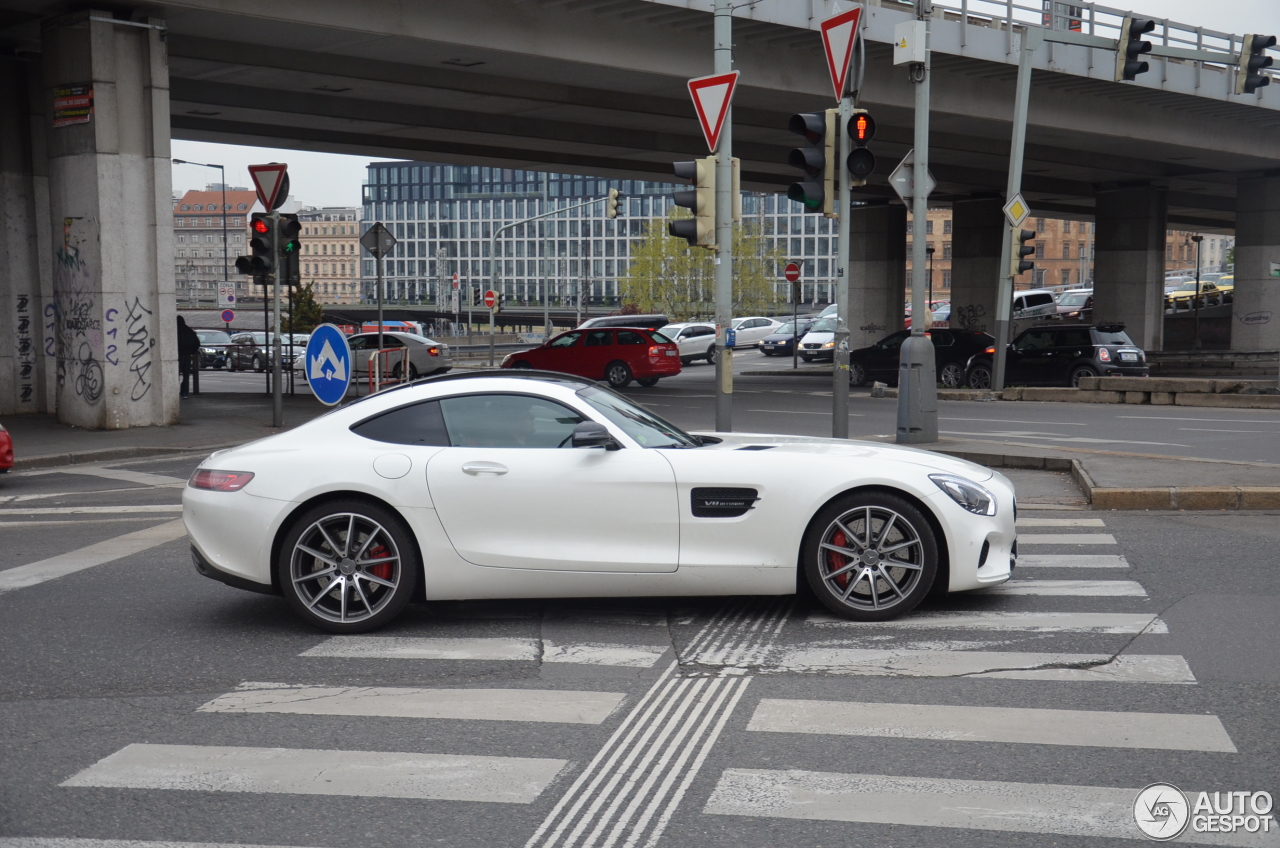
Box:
548;332;582;349
880;331;909;350
1012;297;1025;312
1013;330;1056;351
584;330;613;347
351;400;449;446
618;331;647;345
1058;329;1092;348
928;330;954;347
438;394;586;448
694;326;713;338
347;336;369;350
1027;293;1055;309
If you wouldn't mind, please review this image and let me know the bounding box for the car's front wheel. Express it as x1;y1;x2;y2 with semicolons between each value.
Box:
848;362;867;387
278;499;419;633
252;355;264;372
802;492;938;621
605;360;633;389
706;344;717;365
967;362;993;390
511;360;533;369
939;361;965;389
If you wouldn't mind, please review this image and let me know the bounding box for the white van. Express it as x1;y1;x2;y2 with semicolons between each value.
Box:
1012;289;1059;320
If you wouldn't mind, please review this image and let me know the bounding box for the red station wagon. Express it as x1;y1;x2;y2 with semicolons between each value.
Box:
500;327;681;388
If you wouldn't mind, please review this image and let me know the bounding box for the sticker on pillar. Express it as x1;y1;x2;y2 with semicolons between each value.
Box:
305;324;352;406
1238;311;1272;326
52;84;94;128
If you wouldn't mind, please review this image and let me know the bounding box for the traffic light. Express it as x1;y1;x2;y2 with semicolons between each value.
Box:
1115;17;1156;81
246;213;276;275
280;213;301;287
1009;227;1036;276
669;157;716;249
786;109;836;216
1236;34;1276;95
846;109;877;188
606;188;623;219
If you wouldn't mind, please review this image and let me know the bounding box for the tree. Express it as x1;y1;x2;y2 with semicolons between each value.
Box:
618;209;785;320
290;282;325;333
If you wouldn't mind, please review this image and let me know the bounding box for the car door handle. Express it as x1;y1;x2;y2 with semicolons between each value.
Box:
462;461;508;476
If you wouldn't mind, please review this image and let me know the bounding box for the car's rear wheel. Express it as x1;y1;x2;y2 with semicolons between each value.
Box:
967;362;993;390
605;360;633;389
278;500;419;633
636;377;659;387
802;492;938;621
848;362;867;387
391;362;419;381
1070;364;1098;387
939;362;965;389
252;355;264;372
512;360;533;369
706;344;717;365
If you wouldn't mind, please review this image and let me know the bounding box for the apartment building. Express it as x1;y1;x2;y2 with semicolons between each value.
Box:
173;187;256;299
299;207;360;304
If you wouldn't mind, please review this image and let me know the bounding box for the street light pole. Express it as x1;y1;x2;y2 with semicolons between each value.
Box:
1191;234;1204;349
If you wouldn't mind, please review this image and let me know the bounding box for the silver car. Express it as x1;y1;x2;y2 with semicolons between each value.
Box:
345;331;453;380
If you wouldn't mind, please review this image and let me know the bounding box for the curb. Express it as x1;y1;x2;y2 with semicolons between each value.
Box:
13;442;242;471
740;368;834;377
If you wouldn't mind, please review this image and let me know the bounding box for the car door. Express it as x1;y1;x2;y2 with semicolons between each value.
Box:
425;392;679;572
1007;329;1058;384
581;329;616;379
346;334;373;373
1051;328;1093;383
867;331;909;380
537;331;584;374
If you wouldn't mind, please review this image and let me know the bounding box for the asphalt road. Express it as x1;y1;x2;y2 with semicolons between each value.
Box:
0;448;1276;847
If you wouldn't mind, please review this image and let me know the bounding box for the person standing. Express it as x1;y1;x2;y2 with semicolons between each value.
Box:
178;316;199;399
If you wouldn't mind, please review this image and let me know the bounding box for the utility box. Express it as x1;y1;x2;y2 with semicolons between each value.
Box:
894;20;926;65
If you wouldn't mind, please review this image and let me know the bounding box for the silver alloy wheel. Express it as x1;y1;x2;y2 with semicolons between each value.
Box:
1070;366;1097;388
817;505;925;612
289;512;402;625
849;362;867;387
968;365;992;390
940;362;964;388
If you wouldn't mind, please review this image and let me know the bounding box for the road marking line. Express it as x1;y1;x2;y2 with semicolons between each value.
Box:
747;699;1235;752
807;610;1164;633
769;649;1194;683
704;771;1276;844
302;636;669;667
200;683;625;724
990;579;1147;597
0;519;187;594
1018;533;1117;545
0;517;170;527
1017;554;1129;568
61;743;565;803
59;467;186;487
0;840;325;848
0;505;182;515
544;642;669;668
1015;518;1105;527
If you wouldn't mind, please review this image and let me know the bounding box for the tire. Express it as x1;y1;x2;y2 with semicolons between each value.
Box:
801;355;814;363
967;362;993;390
252;355;264;373
706;344;717;365
512;360;533;370
1069;364;1098;388
848;362;867;387
605;360;633;389
761;350;773;357
278;499;420;633
802;491;938;621
391;362;420;381
939;361;965;389
636;377;660;387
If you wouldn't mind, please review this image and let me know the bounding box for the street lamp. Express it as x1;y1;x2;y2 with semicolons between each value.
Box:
1191;234;1204;349
925;245;935;316
172;159;229;299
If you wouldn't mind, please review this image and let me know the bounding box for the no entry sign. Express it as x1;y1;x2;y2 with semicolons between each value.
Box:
784;262;801;283
484;290;498;309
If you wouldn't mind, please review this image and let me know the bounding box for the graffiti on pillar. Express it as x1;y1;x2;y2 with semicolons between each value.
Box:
16;294;36;406
1238;311;1272;326
859;322;887;335
124;297;155;401
952;304;988;332
52;243;103;406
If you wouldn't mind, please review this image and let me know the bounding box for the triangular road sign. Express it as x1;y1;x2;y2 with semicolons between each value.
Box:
687;71;739;153
248;163;288;211
821;7;863;102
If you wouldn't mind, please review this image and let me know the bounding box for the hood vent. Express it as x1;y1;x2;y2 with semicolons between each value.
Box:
691;487;759;518
736;445;776;451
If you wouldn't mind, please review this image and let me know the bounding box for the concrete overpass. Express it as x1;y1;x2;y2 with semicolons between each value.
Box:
1;0;1277;426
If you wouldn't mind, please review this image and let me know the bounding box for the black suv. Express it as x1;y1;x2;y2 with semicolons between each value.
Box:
849;328;995;388
966;324;1148;389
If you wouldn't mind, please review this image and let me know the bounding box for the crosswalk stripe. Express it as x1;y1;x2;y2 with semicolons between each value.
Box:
746;699;1235;751
61;743;566;804
301;636;668;667
768;648;1196;682
0;519;187;594
0;841;324;848
0;505;182;515
991;579;1147;597
1018;554;1129;568
1015;518;1106;527
703;770;1278;845
59;467;187;487
199;683;626;724
807;610;1166;633
1018;533;1117;545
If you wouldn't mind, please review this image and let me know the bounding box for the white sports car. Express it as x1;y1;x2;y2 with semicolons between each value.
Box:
184;372;1016;633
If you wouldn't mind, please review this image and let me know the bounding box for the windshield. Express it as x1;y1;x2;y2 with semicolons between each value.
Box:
577;386;699;448
808;317;838;333
1093;329;1135;346
777;323;797;335
1174;282;1202;292
196;330;231;344
819;303;838;317
1058;294;1090;307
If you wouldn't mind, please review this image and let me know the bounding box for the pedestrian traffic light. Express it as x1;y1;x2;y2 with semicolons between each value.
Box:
247;213;276;275
846;109;877;188
1236;34;1276;95
669;157;716;249
1010;227;1036;276
1115;17;1156;81
280;213;301;287
786;109;836;216
606;188;623;219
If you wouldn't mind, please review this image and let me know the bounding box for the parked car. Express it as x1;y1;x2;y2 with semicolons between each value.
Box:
904;300;950;329
965;323;1148;389
730;316;784;348
1011;289;1060;321
1055;289;1094;320
194;329;233;369
797;316;840;361
849;329;996;389
578;313;669;331
1214;275;1234;301
659;322;718;364
0;422;12;472
758;319;818;356
342;331;453;380
227;332;305;372
501;326;680;388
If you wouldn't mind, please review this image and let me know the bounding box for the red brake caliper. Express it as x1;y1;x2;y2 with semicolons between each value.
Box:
827;529;850;588
367;543;393;581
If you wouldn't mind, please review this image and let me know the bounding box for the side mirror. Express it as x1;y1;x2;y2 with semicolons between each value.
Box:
571;420;619;450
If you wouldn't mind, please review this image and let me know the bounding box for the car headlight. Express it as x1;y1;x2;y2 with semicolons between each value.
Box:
930;473;997;516
821;341;835;349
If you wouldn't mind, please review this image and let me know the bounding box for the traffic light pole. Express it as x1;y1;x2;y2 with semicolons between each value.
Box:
270;209;283;428
713;0;733;432
992;28;1041;393
832;95;853;439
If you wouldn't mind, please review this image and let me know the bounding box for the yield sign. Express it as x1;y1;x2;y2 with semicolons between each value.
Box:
248;163;288;211
821;7;863;102
687;71;739;153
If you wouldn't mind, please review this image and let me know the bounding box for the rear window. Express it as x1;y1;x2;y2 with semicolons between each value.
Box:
648;331;673;344
351;400;450;446
1023;293;1055;308
618;331;647;345
1092;328;1135;346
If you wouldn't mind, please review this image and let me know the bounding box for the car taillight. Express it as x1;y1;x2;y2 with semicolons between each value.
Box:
649;345;661;356
189;469;255;491
984;346;995;355
1098;348;1112;362
427;346;439;356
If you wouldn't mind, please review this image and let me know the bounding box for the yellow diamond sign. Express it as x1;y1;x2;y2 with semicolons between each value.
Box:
1003;194;1030;228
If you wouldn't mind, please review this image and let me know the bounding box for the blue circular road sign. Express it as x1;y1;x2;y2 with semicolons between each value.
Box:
304;323;353;406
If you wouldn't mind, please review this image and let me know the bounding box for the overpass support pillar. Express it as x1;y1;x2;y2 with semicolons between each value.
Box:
849;202;907;348
947;196;1004;336
40;11;177;429
1231;172;1280;352
1093;185;1167;351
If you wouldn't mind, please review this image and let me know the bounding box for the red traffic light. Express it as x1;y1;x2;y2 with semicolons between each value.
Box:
852;113;875;143
251;218;270;234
